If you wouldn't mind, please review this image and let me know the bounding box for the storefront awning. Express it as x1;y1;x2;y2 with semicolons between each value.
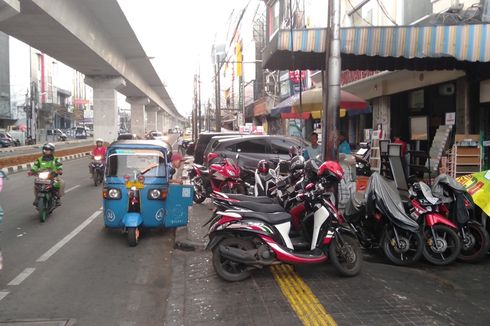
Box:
263;24;490;73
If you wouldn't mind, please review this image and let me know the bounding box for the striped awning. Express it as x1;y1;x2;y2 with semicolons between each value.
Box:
263;24;490;72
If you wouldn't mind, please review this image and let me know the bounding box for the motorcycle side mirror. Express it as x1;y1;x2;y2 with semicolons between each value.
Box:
305;182;315;191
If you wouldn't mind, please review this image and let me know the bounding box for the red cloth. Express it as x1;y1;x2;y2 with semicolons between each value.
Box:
393;139;407;156
91;146;107;157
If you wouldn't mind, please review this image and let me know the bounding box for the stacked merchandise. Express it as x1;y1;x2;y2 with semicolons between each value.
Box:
426;125;453;175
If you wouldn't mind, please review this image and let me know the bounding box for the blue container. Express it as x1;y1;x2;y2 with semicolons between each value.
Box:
164;184;194;228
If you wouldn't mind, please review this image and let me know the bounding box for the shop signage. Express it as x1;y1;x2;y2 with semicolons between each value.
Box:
445;112;456;125
457;170;490;216
341;70;380;86
289;70;306;83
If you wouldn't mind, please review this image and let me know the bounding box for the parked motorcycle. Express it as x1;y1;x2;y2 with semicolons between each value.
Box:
406;181;461;265
91;155;105;186
345;172;424;266
189;153;246;204
432;174;490;262
29;170;60;222
206;161;362;282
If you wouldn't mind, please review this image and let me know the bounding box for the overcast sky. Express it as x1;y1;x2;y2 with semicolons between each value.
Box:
118;0;250;116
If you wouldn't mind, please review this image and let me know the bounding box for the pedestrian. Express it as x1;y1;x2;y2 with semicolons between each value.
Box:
303;132;322;160
393;135;408;157
170;152;184;184
338;132;351;155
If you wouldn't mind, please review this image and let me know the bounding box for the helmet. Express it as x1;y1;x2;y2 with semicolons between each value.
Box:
288;146;299;158
42;143;55;153
289;155;305;172
304;158;321;182
318;161;344;185
257;160;270;174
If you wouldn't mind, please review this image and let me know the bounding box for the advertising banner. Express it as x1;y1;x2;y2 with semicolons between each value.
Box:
457;170;490;216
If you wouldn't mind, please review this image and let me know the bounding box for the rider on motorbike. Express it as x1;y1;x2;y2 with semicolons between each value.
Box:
89;138;107;177
29;143;63;206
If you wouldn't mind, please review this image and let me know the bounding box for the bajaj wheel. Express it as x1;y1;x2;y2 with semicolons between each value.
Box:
212;237;254;282
128;227;140;247
458;223;490;263
192;177;206;204
423;225;461;266
382;227;423;266
329;233;362;277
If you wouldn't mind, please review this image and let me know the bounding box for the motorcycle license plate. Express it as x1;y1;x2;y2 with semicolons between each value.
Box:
35;178;51;184
125;181;144;189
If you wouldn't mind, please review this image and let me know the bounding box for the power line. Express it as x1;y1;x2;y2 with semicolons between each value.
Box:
376;0;398;25
346;0;373;26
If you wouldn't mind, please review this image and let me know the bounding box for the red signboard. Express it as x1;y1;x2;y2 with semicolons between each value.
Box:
289;70;306;83
341;70;380;86
73;99;90;105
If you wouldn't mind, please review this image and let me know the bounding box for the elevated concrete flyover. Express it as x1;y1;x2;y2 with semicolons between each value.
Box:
0;0;185;141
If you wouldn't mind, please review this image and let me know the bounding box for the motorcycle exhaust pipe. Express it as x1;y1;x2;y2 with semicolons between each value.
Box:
219;245;257;264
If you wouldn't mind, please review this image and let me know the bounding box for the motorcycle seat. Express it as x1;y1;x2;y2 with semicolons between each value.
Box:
231;201;285;213
228;210;291;225
221;193;276;204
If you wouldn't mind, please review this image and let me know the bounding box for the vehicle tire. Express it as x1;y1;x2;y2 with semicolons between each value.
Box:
192;177;206;204
382;227;423;266
128;227;140;247
329;233;362;277
38;198;47;223
212;237;254;282
422;225;461;266
458;222;490;263
93;173;98;186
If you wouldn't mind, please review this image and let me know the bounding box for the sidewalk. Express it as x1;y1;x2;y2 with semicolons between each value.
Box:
164;200;301;326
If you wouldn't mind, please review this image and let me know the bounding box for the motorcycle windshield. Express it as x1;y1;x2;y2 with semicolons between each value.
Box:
366;173;419;231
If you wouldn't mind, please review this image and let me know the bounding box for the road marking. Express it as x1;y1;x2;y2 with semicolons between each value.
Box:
270;264;337;326
0;291;9;301
65;184;81;193
8;267;36;286
36;210;102;262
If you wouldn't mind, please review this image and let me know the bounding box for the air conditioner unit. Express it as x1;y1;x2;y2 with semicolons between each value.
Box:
439;83;455;96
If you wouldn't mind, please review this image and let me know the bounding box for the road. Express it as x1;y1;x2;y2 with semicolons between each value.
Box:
0;157;173;325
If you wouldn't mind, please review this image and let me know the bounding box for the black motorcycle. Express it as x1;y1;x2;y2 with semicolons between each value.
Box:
345;172;424;266
90;155;105;186
30;170;59;222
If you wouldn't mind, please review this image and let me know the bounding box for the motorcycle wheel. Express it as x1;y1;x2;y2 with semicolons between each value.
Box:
128;227;140;247
329;234;362;277
382;227;423;266
192;177;206;204
458;223;490;262
212;237;254;282
422;225;461;266
38;197;47;223
93;172;99;186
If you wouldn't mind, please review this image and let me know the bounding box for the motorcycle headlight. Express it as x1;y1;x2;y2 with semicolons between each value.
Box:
103;188;121;200
94;156;102;161
38;171;50;179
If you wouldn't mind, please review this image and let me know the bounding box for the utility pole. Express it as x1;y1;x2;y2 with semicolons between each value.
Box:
193;74;198;141
215;55;222;132
198;68;202;135
322;0;341;161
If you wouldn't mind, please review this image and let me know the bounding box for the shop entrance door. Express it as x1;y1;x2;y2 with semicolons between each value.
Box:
482;105;490;170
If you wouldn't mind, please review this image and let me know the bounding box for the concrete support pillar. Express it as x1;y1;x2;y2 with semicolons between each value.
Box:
146;107;158;132
157;112;165;133
85;76;126;143
126;96;149;139
372;96;391;139
0;0;20;23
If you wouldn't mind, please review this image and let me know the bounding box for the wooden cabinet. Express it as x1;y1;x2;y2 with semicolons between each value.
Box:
448;145;481;177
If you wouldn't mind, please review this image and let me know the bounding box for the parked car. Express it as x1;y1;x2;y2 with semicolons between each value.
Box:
209;135;308;171
192;132;240;164
0;132;12;147
202;135;249;166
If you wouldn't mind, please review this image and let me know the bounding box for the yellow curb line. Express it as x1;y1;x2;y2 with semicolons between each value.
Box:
271;264;337;326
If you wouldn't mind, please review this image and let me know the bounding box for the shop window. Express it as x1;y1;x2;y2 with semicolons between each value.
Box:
409;89;424;113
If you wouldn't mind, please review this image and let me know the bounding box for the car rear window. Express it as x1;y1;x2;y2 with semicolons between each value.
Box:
235;139;267;153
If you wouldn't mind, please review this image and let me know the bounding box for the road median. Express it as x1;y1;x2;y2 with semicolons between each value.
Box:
0;145;92;174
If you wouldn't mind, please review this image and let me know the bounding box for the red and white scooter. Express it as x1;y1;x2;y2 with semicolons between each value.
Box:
206;161;362;282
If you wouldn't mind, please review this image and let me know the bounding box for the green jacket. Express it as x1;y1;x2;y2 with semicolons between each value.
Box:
31;156;63;173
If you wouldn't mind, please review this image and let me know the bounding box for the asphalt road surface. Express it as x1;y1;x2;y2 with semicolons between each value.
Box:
0;157;174;325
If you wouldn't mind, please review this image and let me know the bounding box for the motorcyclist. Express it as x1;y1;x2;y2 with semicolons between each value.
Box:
89;138;107;177
28;143;63;206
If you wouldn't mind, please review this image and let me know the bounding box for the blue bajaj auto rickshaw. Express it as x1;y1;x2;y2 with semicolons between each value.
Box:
103;140;193;246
